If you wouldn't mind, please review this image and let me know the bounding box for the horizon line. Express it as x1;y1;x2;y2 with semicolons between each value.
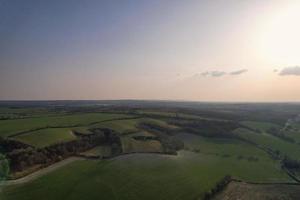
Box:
0;99;300;104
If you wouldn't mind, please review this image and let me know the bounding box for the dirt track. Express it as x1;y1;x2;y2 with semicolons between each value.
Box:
0;157;83;186
213;181;300;200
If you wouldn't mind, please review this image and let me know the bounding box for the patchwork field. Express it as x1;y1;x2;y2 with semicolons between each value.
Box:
0;113;131;138
1;103;300;200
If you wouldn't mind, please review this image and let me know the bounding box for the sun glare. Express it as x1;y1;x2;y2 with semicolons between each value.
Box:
259;2;300;65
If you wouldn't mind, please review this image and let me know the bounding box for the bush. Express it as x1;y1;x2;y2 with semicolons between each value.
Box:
203;175;232;200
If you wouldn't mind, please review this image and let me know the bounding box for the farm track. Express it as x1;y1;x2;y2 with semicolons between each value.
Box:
1;151;177;186
1;157;85;186
211;179;300;200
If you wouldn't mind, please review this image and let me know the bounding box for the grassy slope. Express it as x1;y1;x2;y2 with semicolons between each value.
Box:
13;128;77;148
73;118;142;135
137;110;225;121
0;113;130;137
87;118;167;153
1;149;291;200
285;130;300;143
8;117;172;149
0;112;297;199
0;107;67;119
241;121;281;132
80;146;112;157
177;133;273;157
91;118;140;134
121;136;163;153
234;128;300;160
175;133;287;181
74;118;177;135
284;122;300;143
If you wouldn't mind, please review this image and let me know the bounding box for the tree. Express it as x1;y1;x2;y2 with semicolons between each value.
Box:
0;154;9;182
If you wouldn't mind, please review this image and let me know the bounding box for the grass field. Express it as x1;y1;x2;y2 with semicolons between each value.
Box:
73;118;177;135
90;118;141;134
176;133;275;159
137;110;225;121
80;146;112;158
6;116;175;150
175;133;287;176
0;107;67;119
283;121;300;143
0;113;131;138
285;129;300;143
13;128;77;148
241;121;281;132
1;105;300;200
121;135;163;153
234;128;300;160
71;127;93;135
71;119;141;135
0;150;291;200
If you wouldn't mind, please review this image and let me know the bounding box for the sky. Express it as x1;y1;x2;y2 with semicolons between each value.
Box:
1;0;300;101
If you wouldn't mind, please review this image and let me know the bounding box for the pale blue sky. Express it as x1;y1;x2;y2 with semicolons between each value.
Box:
1;0;300;101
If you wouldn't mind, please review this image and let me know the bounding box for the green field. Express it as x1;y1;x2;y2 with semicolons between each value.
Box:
90;118;141;134
89;118;177;135
283;121;300;143
0;113;131;138
1;104;300;200
0;149;291;200
6;115;176;148
71;127;93;135
0;107;67;119
13;128;77;148
176;133;273;158
241;121;281;132
80;146;112;158
1;131;292;200
284;129;300;143
234;128;300;160
121;135;163;153
137;110;225;121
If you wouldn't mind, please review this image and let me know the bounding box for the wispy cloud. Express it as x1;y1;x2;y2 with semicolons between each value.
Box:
201;71;210;76
230;69;248;75
197;71;226;77
210;71;226;77
196;68;247;78
279;66;300;76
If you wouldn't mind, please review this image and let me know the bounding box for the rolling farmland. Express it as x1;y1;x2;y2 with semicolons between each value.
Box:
1;102;300;200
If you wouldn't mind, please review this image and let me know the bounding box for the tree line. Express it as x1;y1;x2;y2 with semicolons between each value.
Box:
3;129;123;175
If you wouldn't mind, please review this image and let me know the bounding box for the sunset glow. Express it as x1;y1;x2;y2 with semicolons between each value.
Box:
0;0;300;101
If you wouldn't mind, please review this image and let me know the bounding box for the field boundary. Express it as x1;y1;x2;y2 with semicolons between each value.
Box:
7;116;141;138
